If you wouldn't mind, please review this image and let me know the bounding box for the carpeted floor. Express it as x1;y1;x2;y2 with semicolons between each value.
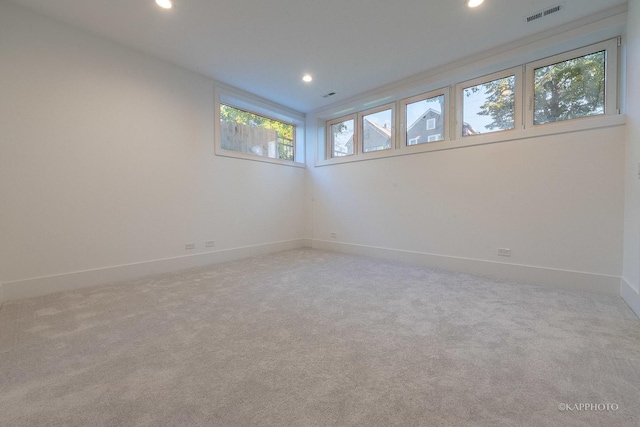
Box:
0;249;639;426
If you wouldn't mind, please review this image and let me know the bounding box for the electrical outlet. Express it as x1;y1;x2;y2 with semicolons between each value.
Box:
497;248;511;257
205;240;215;248
185;243;195;250
330;232;337;239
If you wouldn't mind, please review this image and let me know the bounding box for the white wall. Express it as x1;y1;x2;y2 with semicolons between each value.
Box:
0;2;307;301
306;16;627;294
622;0;640;316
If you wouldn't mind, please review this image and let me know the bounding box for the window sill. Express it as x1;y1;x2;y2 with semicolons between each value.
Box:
215;147;306;168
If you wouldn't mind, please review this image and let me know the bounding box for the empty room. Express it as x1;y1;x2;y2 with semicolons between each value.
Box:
1;0;639;425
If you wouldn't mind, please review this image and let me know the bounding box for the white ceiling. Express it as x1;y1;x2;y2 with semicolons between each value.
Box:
7;0;627;113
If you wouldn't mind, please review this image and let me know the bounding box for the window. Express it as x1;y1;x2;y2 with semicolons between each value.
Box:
402;90;448;147
531;50;608;125
533;51;605;125
460;69;520;137
318;38;619;165
327;116;356;157
215;88;304;166
533;51;605;124
219;104;295;161
361;105;394;153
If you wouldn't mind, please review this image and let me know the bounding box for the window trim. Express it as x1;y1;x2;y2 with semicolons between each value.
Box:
326;114;358;159
456;67;523;139
524;39;618;129
214;86;305;168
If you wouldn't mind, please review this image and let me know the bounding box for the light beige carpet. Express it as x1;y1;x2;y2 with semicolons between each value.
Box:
0;249;639;426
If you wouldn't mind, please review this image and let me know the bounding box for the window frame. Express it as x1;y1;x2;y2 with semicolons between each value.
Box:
214;86;305;168
326;114;358;159
358;103;395;155
426;118;436;130
456;67;523;139
524;39;618;129
399;87;450;152
315;37;622;167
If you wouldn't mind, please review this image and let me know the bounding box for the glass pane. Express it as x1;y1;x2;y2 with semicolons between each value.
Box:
462;75;515;136
220;104;295;160
330;119;354;157
534;51;605;125
362;109;392;153
406;95;444;145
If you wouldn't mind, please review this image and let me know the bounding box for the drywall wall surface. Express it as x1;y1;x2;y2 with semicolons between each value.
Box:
308;127;625;282
622;0;640;313
0;2;306;290
304;9;627;291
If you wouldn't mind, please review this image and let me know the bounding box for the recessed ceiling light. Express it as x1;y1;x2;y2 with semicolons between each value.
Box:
302;74;313;83
467;0;484;7
155;0;173;9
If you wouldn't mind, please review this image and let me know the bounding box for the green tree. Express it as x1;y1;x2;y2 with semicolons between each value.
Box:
465;76;515;132
532;51;605;124
473;51;605;129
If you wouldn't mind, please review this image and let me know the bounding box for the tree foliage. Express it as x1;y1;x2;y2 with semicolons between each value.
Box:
471;51;605;130
220;104;294;160
532;51;605;124
465;76;515;132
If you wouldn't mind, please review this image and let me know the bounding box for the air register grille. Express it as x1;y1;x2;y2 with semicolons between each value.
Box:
525;3;564;23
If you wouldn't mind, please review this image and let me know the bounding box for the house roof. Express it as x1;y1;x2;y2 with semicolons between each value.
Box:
365;119;392;138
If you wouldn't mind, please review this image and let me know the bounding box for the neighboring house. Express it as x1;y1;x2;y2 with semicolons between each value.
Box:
333;132;354;157
406;109;480;142
339;110;481;155
462;122;479;136
343;118;392;154
362;119;392;152
406;108;444;145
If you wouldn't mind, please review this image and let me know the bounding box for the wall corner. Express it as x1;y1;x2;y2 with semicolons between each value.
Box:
621;277;640;319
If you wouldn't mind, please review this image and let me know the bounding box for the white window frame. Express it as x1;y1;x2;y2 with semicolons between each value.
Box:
399;88;450;152
427;134;441;142
524;38;618;129
315;36;622;167
359;103;395;155
426;118;436;130
215;86;305;167
326;114;357;159
456;67;523;139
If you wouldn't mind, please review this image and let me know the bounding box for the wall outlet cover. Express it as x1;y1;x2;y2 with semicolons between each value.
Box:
497;248;512;257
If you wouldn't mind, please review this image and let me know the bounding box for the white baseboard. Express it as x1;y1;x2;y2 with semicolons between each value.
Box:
2;239;306;302
621;277;640;319
312;240;621;294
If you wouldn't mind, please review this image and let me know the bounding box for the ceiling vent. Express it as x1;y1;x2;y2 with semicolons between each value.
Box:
323;92;336;98
525;3;564;23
